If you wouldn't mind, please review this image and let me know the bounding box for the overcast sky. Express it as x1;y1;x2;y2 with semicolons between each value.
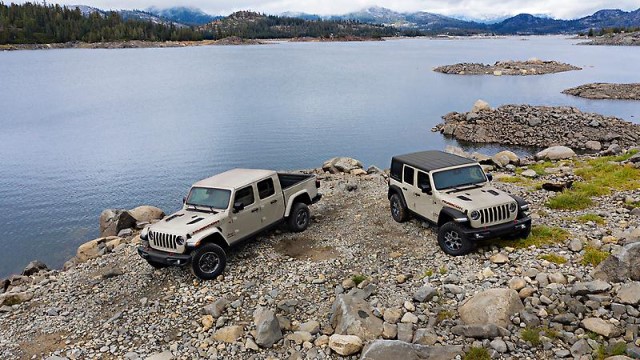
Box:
45;0;640;19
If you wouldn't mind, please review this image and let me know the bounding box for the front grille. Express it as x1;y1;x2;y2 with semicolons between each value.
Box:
479;204;511;225
149;231;177;250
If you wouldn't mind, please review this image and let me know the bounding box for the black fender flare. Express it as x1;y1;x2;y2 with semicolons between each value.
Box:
388;185;408;208
509;195;529;210
438;207;469;226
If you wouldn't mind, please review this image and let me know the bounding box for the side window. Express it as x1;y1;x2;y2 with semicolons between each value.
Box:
234;186;255;207
390;160;402;180
403;166;415;186
417;171;430;188
257;178;275;199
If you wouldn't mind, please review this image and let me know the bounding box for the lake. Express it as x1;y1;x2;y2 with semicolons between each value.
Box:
0;36;638;277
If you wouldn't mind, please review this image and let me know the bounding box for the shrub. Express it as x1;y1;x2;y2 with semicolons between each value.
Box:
539;254;567;264
521;327;541;346
351;274;366;285
577;213;605;224
463;347;491;360
581;246;609;267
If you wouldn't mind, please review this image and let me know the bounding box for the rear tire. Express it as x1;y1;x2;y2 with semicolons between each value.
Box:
390;193;408;223
191;243;227;280
288;203;310;232
146;260;168;269
437;222;475;256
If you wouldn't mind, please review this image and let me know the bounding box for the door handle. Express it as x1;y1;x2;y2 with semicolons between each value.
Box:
414;193;421;197
251;208;259;213
402;187;407;190
270;199;278;204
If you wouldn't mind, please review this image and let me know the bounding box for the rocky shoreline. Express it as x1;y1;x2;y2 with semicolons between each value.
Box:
563;83;640;101
579;32;640;46
433;100;640;150
433;59;581;76
0;38;265;51
1;149;640;360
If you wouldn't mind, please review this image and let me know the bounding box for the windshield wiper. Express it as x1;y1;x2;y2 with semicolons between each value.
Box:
446;182;482;193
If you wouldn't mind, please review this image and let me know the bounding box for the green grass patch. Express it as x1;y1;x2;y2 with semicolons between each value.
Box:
587;331;600;340
521;327;542;346
421;269;434;278
539;254;567;264
491;225;570;249
576;213;605;224
463;347;491;360
545;154;640;210
596;342;627;360
436;310;454;323
439;266;447;275
527;161;556;175
542;326;559;339
351;274;367;285
581;246;609;267
497;176;527;184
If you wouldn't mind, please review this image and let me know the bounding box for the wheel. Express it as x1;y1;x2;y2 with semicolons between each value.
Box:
190;243;227;280
390;193;408;223
437;222;476;256
288;203;310;232
146;260;168;269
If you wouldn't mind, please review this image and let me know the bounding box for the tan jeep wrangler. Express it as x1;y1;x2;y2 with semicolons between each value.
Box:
138;169;321;279
388;150;531;255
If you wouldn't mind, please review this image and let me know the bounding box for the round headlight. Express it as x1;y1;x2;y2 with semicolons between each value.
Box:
140;227;149;240
176;236;185;246
470;210;480;221
509;203;517;213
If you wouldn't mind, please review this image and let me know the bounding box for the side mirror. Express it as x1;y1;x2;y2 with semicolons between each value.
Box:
419;183;432;195
182;197;186;204
486;173;493;182
233;201;245;213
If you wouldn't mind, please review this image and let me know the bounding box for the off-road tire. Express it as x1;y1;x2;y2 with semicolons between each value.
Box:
190;243;227;280
288;203;310;232
146;260;168;269
390;193;408;223
437;222;476;256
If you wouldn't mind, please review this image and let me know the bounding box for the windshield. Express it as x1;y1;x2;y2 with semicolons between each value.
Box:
432;165;487;190
186;187;231;209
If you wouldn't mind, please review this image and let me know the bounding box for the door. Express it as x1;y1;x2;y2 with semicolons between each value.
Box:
402;165;417;212
228;185;261;243
257;177;285;226
415;171;438;221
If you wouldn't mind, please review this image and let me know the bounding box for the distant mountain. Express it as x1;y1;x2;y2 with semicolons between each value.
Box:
279;11;321;21
575;8;640;30
147;6;220;26
70;5;185;27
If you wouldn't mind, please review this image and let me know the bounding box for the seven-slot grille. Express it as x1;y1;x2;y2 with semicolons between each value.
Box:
149;231;178;250
478;204;511;225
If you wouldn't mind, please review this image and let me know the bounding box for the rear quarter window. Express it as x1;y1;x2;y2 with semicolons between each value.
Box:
390;160;402;180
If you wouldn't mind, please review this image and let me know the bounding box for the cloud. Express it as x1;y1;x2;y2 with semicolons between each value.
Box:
22;0;640;19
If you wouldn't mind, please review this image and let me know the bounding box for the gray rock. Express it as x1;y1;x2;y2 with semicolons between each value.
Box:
490;338;508;353
117;228;133;237
553;313;578;325
145;351;173;360
458;288;524;328
570;280;612;295
203;298;229;318
298;320;320;334
570;339;591;357
329;334;363;356
129;205;165;223
0;291;33;306
412;328;437;345
521;169;537;178
471;99;491;113
254;307;282;348
592;242;640;282
617;282;640;305
331;294;383;341
360;340;463;360
397;323;413;343
581;317;621;338
99;209;137;237
519;311;541;327
492;151;519;168
22;260;48;276
569;238;584;252
323;157;363;173
535;146;576;161
585;141;602;151
451;324;509;338
413;286;436;303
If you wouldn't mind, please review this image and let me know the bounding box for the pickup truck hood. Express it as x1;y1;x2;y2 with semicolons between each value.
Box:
149;209;226;236
440;185;515;211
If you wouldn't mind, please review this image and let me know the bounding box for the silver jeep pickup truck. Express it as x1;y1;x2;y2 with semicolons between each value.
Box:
138;169;321;279
388;150;531;256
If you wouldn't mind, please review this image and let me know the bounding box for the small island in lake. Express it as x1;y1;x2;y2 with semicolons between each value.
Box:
563;83;640;100
433;59;581;76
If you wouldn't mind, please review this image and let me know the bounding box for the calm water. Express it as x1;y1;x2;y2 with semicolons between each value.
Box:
0;36;639;277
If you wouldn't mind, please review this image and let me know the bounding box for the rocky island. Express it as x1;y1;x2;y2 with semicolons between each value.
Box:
1;148;640;360
433;59;581;76
434;101;640;150
563;83;640;101
579;31;640;46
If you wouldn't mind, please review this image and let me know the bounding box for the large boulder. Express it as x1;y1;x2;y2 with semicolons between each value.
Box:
76;236;122;263
491;150;519;168
330;294;383;341
0;291;33;306
129;206;165;223
592;242;640;282
471;99;491;113
99;209;137;237
360;340;463;360
581;318;621;338
329;334;363;356
212;325;244;343
451;324;509;339
253;307;282;348
535;146;576;161
22;260;48;276
322;157;363;174
616;282;640;305
458;288;524;328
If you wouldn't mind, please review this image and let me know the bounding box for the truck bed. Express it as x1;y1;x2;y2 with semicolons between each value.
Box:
277;173;315;190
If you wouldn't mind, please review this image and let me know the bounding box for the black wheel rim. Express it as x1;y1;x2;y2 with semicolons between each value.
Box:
391;198;400;218
296;210;308;227
444;230;463;251
199;252;220;274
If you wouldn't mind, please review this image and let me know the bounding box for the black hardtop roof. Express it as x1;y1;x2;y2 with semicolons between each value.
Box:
392;150;476;172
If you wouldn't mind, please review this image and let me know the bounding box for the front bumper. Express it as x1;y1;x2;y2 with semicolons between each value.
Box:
137;246;191;266
464;216;532;240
